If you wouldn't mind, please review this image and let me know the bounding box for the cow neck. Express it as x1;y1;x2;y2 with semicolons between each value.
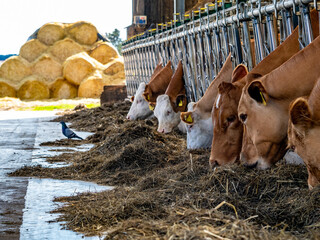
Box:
308;79;320;120
263;35;320;99
165;61;184;99
148;62;173;95
149;63;163;82
196;54;233;114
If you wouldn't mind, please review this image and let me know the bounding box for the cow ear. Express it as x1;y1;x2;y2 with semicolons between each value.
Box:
232;64;248;83
130;96;135;102
218;81;235;94
180;111;194;125
289;98;312;131
248;81;269;106
175;94;187;112
148;102;156;111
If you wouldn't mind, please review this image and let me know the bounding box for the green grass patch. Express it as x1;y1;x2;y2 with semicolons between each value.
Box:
18;103;100;111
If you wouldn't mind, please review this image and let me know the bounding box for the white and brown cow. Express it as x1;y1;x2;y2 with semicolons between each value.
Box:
288;78;320;189
238;35;320;170
154;61;187;133
180;54;233;149
127;62;164;120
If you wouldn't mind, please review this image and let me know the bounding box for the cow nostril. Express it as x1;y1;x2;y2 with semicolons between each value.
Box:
239;113;247;122
209;160;219;171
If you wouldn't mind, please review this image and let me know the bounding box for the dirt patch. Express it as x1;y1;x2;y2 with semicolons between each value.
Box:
10;100;320;239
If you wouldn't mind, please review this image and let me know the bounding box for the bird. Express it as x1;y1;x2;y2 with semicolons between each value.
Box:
60;121;83;140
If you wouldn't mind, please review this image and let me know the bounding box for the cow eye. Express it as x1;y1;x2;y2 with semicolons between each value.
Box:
166;110;171;116
227;115;236;123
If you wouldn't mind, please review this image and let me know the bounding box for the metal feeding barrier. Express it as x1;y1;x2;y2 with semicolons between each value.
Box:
122;0;319;101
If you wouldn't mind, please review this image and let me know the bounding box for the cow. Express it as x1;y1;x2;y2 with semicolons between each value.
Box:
154;60;187;133
127;62;164;120
143;61;173;108
210;9;319;168
238;35;320;170
288;78;320;189
209;26;301;167
180;54;233;149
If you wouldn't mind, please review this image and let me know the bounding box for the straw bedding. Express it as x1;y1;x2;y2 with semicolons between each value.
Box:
10;101;320;239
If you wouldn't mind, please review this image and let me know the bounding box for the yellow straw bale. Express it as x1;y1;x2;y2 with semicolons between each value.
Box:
50;78;77;99
78;72;104;98
67;21;98;45
103;58;124;75
102;72;125;85
49;38;84;63
0;81;16;98
17;76;50;100
19;39;48;62
0;56;32;84
37;22;65;45
32;54;62;83
89;42;119;64
63;52;103;86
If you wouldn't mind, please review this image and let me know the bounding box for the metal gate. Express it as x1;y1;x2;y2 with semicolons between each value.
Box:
122;0;319;102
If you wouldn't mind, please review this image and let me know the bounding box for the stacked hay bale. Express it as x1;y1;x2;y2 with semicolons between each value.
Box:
0;21;125;100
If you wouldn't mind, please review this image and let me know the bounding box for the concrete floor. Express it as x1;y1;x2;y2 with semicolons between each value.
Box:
0;111;110;240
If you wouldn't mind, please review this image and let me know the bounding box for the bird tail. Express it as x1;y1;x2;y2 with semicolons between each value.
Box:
76;135;83;140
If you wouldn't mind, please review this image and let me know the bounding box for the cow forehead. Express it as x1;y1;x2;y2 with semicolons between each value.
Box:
155;95;172;113
187;102;196;111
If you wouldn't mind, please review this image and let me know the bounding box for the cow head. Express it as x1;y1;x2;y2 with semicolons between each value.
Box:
288;83;320;189
238;77;289;169
127;82;153;120
154;93;187;133
209;65;248;167
181;102;213;149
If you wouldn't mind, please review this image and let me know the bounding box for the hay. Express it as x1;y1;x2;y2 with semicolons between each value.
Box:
32;54;62;83
37;22;65;45
0;80;16;98
67;21;98;45
19;39;48;62
10;102;320;239
103;58;124;75
50;78;77;99
78;73;104;98
0;56;32;84
17;76;50;100
89;42;119;64
63;52;103;86
49;38;84;63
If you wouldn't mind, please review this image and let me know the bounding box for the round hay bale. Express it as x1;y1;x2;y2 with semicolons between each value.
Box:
49;38;84;63
50;78;77;99
0;81;16;98
102;72;125;85
89;42;119;64
0;56;32;84
19;39;48;62
67;21;98;45
32;54;62;83
103;58;124;75
37;22;65;45
17;77;50;100
63;52;101;86
78;74;104;98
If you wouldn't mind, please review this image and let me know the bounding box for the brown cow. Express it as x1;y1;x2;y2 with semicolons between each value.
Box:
209;26;301;167
154;61;187;133
127;62;164;120
143;61;173;106
288;78;320;189
210;9;319;168
180;54;233;149
238;35;320;169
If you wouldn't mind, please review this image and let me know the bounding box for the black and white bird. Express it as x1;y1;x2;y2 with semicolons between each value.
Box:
60;121;83;140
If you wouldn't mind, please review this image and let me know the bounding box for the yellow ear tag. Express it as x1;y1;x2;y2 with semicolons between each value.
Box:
149;105;154;111
260;91;267;106
185;114;193;123
147;95;150;101
178;99;183;107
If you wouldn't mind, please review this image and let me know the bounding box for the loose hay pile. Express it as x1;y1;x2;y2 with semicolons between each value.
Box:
10;101;320;239
0;21;125;100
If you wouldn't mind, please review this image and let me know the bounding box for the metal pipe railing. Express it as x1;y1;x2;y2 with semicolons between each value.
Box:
122;0;316;101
